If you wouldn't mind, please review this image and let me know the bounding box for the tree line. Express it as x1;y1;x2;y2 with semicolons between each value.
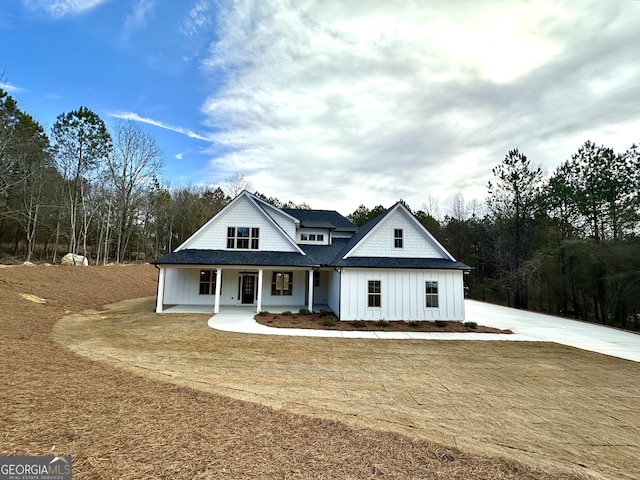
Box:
2;87;639;329
348;145;640;331
0;88;311;264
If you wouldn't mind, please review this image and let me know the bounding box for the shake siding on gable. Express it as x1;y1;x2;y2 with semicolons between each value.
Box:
264;208;297;240
340;269;464;321
185;195;298;252
347;210;445;258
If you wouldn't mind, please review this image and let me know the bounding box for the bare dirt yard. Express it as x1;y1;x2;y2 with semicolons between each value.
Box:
2;265;639;479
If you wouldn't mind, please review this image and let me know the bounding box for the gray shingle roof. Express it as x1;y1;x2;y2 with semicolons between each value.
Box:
153;249;317;267
336;257;471;270
283;209;357;231
152;200;471;271
153;244;471;270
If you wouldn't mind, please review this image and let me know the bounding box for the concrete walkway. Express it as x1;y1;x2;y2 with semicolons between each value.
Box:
206;301;640;363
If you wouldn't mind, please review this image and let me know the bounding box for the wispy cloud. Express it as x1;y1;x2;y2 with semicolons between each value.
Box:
175;152;184;160
182;0;214;38
123;0;155;38
109;111;211;141
197;0;640;212
2;82;25;93
24;0;112;18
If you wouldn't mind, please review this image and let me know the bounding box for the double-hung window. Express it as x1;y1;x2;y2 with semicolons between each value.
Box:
227;227;259;249
394;229;403;248
368;280;381;307
199;270;217;295
272;272;293;296
425;281;439;308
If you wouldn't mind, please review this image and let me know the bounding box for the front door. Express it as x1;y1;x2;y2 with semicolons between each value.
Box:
241;274;255;304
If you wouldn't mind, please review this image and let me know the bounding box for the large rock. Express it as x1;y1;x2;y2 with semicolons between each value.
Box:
61;253;89;266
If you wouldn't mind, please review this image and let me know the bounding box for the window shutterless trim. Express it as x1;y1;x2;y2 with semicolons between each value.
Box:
368;280;381;307
425;280;439;308
394;228;403;248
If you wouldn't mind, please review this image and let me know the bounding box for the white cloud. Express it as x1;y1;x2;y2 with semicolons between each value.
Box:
182;0;214;38
175;152;184;160
24;0;112;18
123;0;155;36
2;82;25;93
109;111;211;141
198;0;640;213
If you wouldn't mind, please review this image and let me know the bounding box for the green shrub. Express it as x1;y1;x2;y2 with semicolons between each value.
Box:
298;307;311;315
434;320;448;328
258;311;270;316
282;310;292;316
352;320;366;328
376;319;390;327
323;317;337;327
407;321;421;328
319;308;333;317
464;321;478;329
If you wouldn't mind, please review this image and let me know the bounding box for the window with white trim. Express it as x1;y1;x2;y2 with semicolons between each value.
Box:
271;272;293;296
199;270;217;295
227;227;259;249
394;228;403;248
368;280;381;307
425;281;439;308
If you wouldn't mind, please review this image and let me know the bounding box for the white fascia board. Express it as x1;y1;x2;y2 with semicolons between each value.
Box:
342;203;456;261
341;207;394;259
398;205;456;261
175;191;248;252
245;193;306;255
250;194;300;226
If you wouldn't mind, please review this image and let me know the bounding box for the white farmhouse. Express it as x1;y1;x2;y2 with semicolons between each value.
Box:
152;191;470;321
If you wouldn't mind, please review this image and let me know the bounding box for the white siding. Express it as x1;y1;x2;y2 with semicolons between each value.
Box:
187;196;297;252
313;268;330;304
298;229;331;245
326;269;340;315
163;267;309;307
264;208;297;240
163;267;213;306
339;268;465;321
348;209;445;258
260;270;308;307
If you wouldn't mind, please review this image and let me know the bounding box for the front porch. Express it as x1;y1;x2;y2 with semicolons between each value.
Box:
156;265;337;315
162;304;332;315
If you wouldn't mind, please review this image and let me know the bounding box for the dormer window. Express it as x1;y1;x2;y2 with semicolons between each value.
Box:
227;227;259;249
394;229;403;248
300;233;325;242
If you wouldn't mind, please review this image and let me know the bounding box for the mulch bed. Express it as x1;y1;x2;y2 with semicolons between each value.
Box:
256;312;512;333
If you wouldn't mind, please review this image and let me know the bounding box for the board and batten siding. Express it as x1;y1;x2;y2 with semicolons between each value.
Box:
185;195;298;252
339;269;465;321
348;209;444;258
161;267;308;307
163;267;211;306
326;268;340;315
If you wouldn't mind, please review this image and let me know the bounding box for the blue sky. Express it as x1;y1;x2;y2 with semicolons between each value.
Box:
2;0;640;215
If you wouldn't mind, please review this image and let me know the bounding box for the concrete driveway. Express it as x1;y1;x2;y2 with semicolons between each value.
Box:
466;300;640;363
207;301;640;363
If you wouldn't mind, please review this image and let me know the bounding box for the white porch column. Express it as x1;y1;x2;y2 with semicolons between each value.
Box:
214;268;222;314
256;268;264;313
155;266;166;313
308;269;314;312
